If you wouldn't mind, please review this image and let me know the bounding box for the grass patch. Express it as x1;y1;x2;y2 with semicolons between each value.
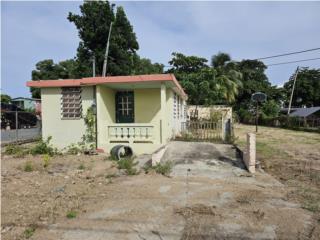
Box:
78;163;85;170
117;158;138;175
30;136;59;156
24;227;35;239
24;161;33;172
66;211;77;219
5;144;29;158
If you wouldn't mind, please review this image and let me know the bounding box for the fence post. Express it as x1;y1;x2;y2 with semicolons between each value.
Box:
244;133;256;173
15;110;18;142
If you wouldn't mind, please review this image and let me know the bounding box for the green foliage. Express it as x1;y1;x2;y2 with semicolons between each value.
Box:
31;59;77;98
30;136;57;156
168;52;242;105
66;143;83;155
283;67;320;107
24;227;35;239
5;144;29;158
81;107;96;151
131;55;164;75
66;211;77;219
24;161;33;172
152;162;173;176
117;158;138;175
68;2;139;77
78;163;85;170
1;93;11;103
261;100;280;118
42;154;50;168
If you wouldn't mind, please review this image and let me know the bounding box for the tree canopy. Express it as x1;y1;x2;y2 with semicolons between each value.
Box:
1;94;11;103
283;67;320;107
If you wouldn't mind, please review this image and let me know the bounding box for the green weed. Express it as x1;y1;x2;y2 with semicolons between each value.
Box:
24;161;33;172
66;211;77;219
24;227;35;239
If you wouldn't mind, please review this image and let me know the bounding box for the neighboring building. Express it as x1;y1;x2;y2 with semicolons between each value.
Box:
280;107;320;118
11;97;41;113
27;74;187;154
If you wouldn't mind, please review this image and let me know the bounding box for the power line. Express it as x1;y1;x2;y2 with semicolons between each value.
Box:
267;57;320;66
256;47;320;60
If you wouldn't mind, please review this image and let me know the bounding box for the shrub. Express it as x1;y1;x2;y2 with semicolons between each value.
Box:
30;136;57;156
24;162;33;172
66;211;77;219
117;158;138;175
154;162;173;176
24;227;35;239
42;154;50;168
66;143;83;155
144;161;173;176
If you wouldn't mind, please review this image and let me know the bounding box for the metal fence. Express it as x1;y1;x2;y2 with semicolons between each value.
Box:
179;120;223;141
1;111;41;144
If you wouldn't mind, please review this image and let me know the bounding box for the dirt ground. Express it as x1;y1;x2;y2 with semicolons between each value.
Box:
1;139;318;239
235;124;320;238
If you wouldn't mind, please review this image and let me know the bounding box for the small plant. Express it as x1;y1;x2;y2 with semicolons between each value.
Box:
153;162;173;176
144;162;173;176
66;211;77;219
24;161;33;172
42;154;50;168
78;163;85;170
66;143;83;155
117;158;138;175
30;136;57;156
24;227;35;239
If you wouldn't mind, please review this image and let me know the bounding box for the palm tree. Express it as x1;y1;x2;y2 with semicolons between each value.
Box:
211;52;243;103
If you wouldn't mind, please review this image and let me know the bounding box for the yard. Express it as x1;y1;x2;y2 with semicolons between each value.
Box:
1;125;320;239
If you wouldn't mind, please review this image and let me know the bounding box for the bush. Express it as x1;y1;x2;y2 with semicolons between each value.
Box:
66;143;83;155
153;162;173;176
117;158;138;175
66;211;77;219
24;162;33;172
30;136;57;156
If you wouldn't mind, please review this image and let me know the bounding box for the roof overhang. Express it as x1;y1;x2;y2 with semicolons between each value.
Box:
27;74;187;100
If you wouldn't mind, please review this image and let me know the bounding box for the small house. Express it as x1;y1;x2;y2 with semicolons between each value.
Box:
27;74;187;154
11;97;41;114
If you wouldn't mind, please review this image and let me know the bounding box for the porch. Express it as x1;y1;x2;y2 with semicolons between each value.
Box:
96;82;176;154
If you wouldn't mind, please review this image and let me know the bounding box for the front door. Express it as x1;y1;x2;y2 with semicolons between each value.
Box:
116;91;134;123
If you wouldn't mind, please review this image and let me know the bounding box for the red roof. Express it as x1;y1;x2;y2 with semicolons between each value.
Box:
26;74;187;98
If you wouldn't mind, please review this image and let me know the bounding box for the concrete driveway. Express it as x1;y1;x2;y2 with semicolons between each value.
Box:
33;142;313;240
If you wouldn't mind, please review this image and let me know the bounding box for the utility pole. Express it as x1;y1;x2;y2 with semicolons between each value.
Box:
92;55;96;77
102;22;113;77
287;66;299;115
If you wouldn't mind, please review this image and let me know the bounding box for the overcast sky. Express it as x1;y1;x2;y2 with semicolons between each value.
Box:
2;1;320;98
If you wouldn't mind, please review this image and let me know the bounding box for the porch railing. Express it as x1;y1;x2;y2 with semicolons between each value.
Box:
107;124;154;143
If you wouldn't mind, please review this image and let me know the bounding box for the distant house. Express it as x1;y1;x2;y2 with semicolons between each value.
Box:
11;97;41;114
27;74;188;154
281;107;320;119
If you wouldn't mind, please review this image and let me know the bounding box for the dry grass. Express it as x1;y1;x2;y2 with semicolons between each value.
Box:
235;124;320;236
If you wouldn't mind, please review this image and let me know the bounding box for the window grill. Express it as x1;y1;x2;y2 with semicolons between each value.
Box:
61;87;82;119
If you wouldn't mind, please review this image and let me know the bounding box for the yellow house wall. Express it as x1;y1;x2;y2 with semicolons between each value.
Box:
41;87;94;149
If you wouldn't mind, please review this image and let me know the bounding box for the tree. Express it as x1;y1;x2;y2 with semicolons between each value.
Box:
283;67;320;107
131;55;164;75
1;94;11;103
68;2;139;77
211;52;243;103
168;52;208;74
31;59;77;98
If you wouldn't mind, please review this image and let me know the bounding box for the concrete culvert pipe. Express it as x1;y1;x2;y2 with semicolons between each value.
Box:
110;145;133;160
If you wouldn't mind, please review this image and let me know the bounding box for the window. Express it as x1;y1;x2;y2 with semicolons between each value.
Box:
61;87;82;119
116;91;134;123
173;93;177;119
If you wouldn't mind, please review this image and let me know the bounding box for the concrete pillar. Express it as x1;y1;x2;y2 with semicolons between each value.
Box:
160;83;167;144
245;133;256;173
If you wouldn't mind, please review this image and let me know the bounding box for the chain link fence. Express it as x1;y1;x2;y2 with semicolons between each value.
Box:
1;110;41;144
